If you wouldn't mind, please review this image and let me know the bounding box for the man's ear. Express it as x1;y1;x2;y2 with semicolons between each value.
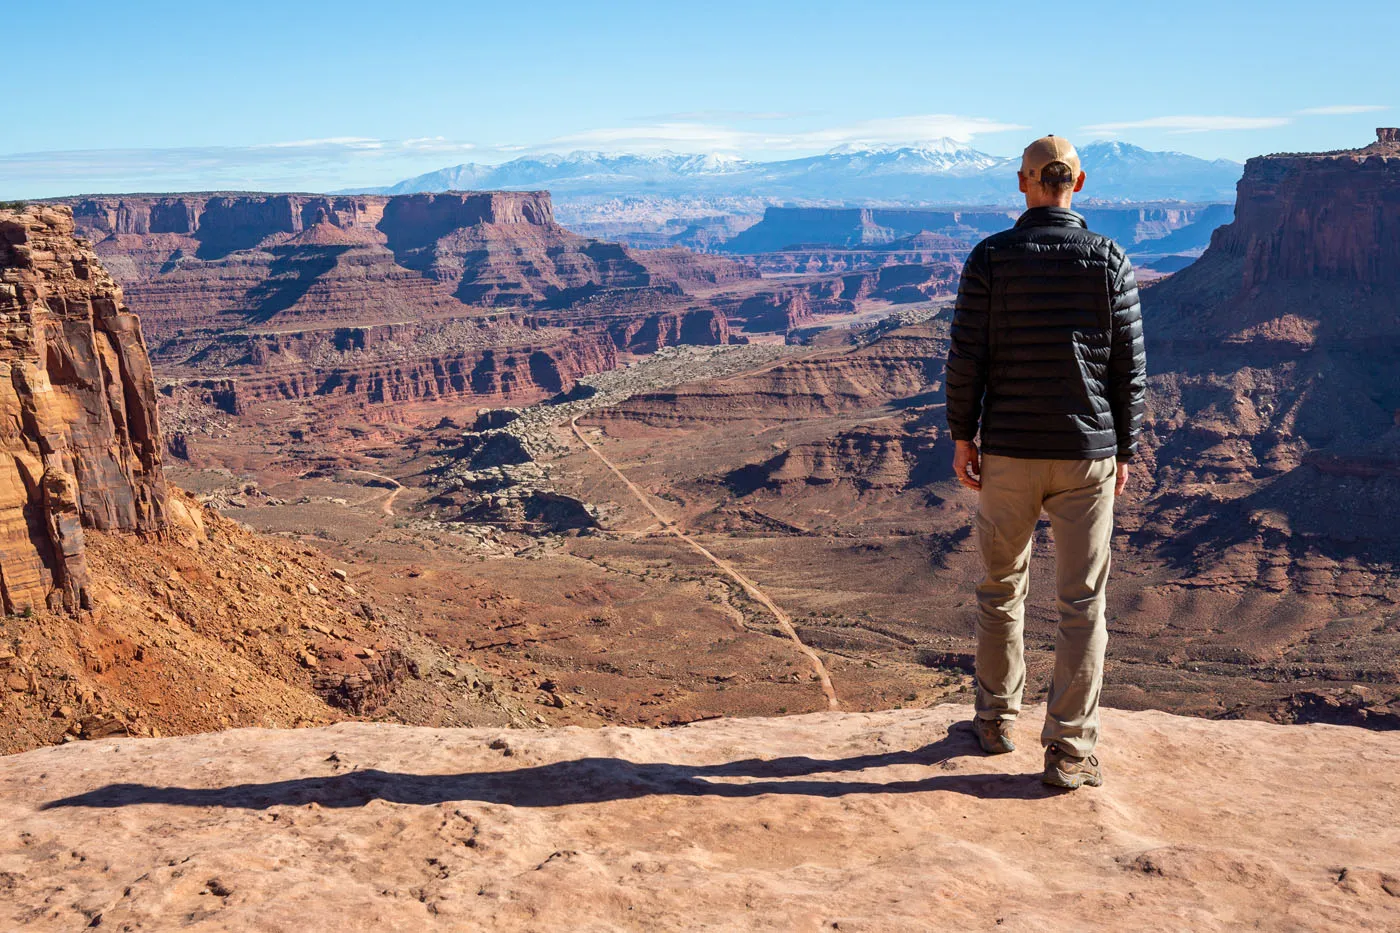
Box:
1073;171;1086;193
1017;171;1029;194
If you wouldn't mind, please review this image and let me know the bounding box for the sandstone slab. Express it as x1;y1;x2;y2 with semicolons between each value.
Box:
1;705;1396;931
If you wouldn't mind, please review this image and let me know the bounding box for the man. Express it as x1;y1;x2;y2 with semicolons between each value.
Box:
944;135;1146;789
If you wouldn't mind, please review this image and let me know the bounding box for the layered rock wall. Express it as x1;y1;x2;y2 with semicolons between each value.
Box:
596;323;945;426
70;194;386;259
1210;134;1400;289
49;190;757;417
60;191;753;330
0;206;167;611
220;334;617;410
1133;131;1400;587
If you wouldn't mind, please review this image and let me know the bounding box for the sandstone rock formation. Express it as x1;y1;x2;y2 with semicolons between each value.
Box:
0;484;531;754
53;191;760;416
2;705;1396;930
61;191;754;333
726;423;941;493
1144;130;1400;589
595;323;945;426
0;206;167;612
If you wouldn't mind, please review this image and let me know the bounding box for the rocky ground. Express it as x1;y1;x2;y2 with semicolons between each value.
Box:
151;312;1400;739
422;343;802;530
0;490;537;754
2;704;1397;931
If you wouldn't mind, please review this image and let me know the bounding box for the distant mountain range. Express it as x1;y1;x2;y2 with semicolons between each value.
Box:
361;139;1242;205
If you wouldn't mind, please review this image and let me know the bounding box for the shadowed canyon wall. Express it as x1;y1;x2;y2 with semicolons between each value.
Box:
1131;130;1400;590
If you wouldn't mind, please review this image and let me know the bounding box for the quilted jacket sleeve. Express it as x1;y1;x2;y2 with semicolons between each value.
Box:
1107;246;1147;460
945;242;991;443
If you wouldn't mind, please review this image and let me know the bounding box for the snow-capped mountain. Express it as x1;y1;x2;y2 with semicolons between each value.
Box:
817;138;1002;175
377;150;760;195
1075;141;1244;201
364;140;1241;204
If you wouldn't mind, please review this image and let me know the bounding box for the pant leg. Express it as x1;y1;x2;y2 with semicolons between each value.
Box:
1038;457;1117;756
973;454;1046;723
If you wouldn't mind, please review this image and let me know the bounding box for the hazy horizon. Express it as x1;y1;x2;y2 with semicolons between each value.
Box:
4;0;1396;197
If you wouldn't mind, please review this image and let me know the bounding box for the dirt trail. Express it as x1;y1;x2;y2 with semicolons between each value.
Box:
345;469;404;516
571;417;840;710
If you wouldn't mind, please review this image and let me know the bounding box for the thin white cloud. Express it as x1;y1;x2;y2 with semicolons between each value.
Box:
400;137;479;153
255;136;384;150
542;113;1028;155
638;109;818;123
1296;104;1389;116
546;122;753;152
0;136;485;197
1082;115;1292;136
779;114;1029;149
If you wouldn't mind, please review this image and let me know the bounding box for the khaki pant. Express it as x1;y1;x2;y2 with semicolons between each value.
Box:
974;453;1116;757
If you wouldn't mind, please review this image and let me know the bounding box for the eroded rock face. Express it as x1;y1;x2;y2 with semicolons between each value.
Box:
597;323;945;426
59;191;755;337
217;333;618;411
52;191;757;417
1140;132;1400;590
1225;139;1400;290
0;206;167;611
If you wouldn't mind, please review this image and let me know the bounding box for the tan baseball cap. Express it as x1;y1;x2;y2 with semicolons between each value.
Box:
1020;135;1081;181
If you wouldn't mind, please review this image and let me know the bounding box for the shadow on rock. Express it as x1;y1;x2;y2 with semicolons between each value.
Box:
43;724;1062;810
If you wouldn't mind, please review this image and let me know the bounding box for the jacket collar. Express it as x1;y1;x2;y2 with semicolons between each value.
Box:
1014;206;1087;230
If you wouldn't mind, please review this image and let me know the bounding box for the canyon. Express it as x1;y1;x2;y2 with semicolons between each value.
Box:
56;190;953;424
0;134;1397;933
6;133;1399;760
58;192;755;416
0;205;544;753
7;4;1400;927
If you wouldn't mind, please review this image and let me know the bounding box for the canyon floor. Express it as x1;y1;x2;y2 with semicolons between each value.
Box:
2;704;1397;931
160;328;1400;735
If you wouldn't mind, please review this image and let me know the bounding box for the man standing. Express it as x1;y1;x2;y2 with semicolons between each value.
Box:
944;135;1146;789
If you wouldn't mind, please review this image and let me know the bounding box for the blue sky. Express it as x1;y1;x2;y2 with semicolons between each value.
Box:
3;0;1396;197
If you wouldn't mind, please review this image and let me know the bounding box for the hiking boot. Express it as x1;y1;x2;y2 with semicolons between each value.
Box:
1042;742;1102;789
974;718;1016;755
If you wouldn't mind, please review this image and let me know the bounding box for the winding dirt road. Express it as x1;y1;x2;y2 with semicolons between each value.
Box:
345;469;404;516
571;417;839;710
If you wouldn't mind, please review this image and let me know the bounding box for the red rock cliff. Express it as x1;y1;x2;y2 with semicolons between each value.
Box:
1214;129;1400;289
1151;129;1400;344
0;206;167;611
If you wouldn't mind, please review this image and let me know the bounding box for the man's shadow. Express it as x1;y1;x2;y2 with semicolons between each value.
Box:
42;723;1063;811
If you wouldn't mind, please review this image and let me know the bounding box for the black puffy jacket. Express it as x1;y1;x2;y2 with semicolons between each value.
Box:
945;206;1146;461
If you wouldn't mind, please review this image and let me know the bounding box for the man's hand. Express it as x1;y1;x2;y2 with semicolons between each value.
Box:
954;440;981;491
1115;461;1129;496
